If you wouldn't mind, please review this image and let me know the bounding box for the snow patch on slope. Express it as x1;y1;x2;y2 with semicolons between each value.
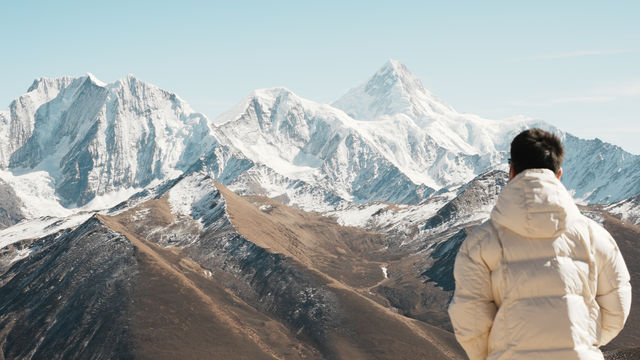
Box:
330;203;388;227
0;212;93;249
166;173;226;228
327;193;450;236
80;183;161;213
228;164;347;212
605;195;640;225
0;169;71;218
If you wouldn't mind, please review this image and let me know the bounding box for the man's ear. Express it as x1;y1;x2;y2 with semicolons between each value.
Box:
509;164;516;180
557;168;563;180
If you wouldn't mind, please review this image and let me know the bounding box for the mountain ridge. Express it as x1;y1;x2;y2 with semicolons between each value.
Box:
1;60;640;224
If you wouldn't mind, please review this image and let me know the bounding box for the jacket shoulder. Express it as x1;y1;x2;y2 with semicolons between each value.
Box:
465;220;500;246
579;217;618;253
459;220;502;271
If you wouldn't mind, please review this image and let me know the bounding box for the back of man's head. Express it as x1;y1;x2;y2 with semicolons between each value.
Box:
510;128;564;176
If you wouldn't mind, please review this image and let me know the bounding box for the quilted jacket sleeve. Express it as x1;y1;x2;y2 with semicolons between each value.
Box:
591;223;632;345
448;224;498;360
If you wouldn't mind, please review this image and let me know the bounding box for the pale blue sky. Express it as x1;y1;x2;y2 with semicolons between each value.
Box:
2;0;639;153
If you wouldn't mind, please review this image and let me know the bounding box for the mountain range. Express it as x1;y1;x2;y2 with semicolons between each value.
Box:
1;60;639;359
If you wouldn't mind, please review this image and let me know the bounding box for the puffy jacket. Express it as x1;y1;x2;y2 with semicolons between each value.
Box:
448;169;631;360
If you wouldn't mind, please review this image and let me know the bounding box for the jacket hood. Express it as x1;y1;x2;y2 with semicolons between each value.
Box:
490;169;581;239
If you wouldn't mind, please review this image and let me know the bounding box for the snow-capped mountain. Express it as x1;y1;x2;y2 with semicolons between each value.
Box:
2;74;219;207
0;76;77;168
332;60;640;203
215;87;434;205
332;60;537;155
218;60;534;195
0;74;267;219
2;60;640;222
332;59;456;128
561;134;640;203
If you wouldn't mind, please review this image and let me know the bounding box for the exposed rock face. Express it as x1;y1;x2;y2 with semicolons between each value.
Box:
0;179;23;229
0;218;137;359
604;347;640;360
596;214;640;352
422;229;468;292
423;170;507;230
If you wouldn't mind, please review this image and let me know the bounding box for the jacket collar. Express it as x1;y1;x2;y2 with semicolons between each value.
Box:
490;169;581;238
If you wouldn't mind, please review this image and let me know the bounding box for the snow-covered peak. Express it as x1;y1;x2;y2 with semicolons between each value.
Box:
214;87;291;126
332;59;456;125
26;76;77;94
214;86;354;183
215;86;346;127
86;73;107;87
243;87;304;115
1;76;85;169
116;73;141;86
3;73;220;207
213;85;435;205
111;73;181;102
331;60;551;157
252;86;295;101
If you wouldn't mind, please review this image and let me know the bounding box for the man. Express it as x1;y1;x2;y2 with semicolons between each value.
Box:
448;128;631;360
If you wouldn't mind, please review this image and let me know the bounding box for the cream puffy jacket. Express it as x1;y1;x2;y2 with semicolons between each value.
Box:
448;169;631;360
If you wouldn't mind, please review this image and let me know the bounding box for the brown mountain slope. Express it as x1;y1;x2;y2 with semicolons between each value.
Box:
98;213;317;360
598;213;640;352
79;178;465;359
216;182;465;359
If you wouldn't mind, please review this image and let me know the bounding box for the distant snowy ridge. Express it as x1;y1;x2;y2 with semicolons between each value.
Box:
2;60;640;225
332;59;457;126
561;134;640;203
333;60;538;155
1;74;222;208
215;86;434;205
331;60;640;203
0;76;76;168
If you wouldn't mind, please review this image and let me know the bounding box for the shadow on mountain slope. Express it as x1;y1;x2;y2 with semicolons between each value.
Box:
0;176;466;359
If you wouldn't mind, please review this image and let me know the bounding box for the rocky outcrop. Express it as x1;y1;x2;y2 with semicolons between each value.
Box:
0;179;23;229
423;170;507;230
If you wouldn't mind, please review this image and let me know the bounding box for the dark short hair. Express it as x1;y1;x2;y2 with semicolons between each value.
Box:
510;128;564;175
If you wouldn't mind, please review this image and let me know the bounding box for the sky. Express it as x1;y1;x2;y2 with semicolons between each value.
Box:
1;0;639;153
